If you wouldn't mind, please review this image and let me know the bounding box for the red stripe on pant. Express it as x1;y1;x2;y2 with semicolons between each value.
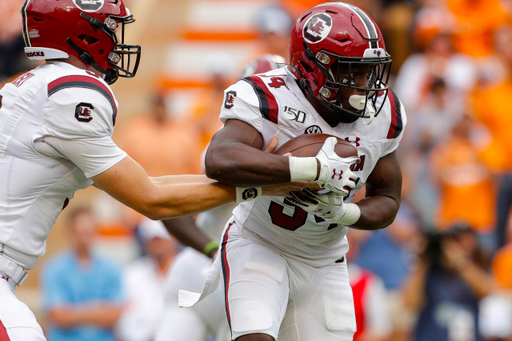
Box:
0;320;11;341
221;221;235;330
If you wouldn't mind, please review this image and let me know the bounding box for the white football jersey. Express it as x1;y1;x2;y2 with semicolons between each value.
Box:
219;67;406;266
0;61;126;269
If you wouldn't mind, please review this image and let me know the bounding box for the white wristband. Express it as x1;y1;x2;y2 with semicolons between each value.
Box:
340;203;361;226
235;187;262;204
289;156;318;181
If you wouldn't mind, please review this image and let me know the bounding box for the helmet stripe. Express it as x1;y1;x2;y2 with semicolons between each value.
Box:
21;0;31;47
340;3;379;49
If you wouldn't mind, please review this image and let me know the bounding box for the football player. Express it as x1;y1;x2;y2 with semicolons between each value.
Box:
0;1;352;340
181;3;406;341
155;54;287;341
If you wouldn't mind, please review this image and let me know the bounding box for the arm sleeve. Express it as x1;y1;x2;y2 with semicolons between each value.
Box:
382;95;408;156
35;135;127;178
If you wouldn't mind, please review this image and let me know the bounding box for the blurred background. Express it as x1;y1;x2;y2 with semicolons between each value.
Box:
2;0;512;340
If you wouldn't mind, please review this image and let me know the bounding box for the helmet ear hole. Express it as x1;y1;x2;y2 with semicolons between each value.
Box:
78;35;99;45
300;61;314;73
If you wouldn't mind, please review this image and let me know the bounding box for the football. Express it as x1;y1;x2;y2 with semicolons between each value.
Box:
274;133;358;158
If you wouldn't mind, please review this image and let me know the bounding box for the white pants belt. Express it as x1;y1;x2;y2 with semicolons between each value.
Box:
0;253;28;286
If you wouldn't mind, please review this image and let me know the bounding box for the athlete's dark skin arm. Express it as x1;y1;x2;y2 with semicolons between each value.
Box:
206;116;402;231
206;119;300;187
350;150;402;231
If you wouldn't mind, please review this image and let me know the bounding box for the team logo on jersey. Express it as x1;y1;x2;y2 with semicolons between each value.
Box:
73;0;104;12
303;13;332;43
305;125;322;134
344;136;361;147
241;188;258;201
224;90;237;109
75;103;94;122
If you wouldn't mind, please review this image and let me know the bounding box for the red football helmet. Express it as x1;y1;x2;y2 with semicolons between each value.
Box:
21;0;141;84
290;2;392;124
238;54;286;78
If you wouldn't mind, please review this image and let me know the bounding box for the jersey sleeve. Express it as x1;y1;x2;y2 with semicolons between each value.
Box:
219;78;265;132
34;135;127;178
36;73;126;178
382;89;407;156
41;73;118;139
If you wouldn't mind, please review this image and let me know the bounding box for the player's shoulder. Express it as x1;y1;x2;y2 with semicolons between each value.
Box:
46;62;116;103
371;87;407;141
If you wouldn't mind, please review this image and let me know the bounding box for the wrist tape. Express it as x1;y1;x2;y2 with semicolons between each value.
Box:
340;203;361;226
289;156;318;181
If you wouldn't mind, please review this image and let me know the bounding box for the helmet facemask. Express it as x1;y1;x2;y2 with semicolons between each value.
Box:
309;47;392;125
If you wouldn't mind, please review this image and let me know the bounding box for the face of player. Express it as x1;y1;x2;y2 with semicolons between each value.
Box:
330;62;374;114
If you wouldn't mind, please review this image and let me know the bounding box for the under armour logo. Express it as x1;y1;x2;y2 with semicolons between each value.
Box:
344;136;361;147
1;275;9;282
332;169;343;180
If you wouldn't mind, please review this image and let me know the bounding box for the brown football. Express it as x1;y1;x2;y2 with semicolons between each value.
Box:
274;133;358;158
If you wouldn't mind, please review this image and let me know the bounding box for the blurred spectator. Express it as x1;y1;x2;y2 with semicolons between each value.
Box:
0;0;36;82
395;30;477;226
394;32;477;115
40;207;124;341
352;202;421;340
116;93;203;177
347;230;393;341
446;0;507;59
116;219;178;341
429;115;497;254
113;93;203;229
402;224;493;341
154;205;234;341
252;4;293;62
189;66;233;150
471;25;512;250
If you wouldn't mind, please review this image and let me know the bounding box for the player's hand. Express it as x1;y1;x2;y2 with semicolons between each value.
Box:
314;137;360;195
262;181;321;197
288;188;357;225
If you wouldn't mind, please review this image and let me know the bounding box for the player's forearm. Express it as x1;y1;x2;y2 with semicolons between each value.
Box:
49;305;123;327
150;174;213;185
139;182;236;220
350;195;400;230
93;157;236;220
206;148;292;187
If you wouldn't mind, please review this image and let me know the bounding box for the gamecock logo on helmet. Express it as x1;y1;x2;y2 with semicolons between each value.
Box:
303;13;332;43
72;0;105;12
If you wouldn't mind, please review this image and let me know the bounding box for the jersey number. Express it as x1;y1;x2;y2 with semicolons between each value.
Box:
268;201;307;231
268;200;338;231
268;77;286;88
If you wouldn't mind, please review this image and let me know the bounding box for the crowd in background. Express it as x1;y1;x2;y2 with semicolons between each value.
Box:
2;0;512;340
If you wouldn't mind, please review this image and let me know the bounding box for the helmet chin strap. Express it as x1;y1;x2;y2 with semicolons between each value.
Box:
65;38;118;84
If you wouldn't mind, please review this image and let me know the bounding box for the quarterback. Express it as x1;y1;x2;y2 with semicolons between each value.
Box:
199;2;406;341
0;1;352;340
